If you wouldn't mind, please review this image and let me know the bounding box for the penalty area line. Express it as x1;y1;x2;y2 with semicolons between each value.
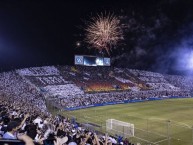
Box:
154;138;168;144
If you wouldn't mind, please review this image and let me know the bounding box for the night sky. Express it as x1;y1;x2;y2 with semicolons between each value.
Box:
0;0;193;75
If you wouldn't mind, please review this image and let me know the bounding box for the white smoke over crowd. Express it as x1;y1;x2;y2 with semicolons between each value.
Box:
112;1;193;75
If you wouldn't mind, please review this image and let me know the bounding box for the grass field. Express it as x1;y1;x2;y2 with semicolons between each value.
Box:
61;98;193;145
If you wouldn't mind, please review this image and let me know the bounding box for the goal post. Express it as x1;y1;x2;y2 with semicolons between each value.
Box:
106;119;134;137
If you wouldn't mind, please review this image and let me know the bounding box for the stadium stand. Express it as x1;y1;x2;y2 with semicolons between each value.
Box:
0;65;192;144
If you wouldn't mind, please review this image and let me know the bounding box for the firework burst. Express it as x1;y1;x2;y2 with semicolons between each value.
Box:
84;13;124;55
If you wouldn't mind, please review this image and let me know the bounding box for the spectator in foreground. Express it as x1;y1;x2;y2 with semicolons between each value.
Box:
3;121;20;139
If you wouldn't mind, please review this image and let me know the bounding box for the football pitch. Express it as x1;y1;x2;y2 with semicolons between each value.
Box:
61;98;193;145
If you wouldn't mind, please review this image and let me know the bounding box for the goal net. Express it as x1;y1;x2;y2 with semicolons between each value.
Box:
106;119;134;137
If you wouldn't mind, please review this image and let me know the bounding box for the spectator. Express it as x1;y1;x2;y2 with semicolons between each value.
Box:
3;120;20;139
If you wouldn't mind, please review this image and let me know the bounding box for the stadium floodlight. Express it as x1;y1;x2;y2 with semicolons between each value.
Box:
188;52;193;69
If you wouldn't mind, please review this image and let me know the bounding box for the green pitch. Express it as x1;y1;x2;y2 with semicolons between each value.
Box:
61;98;193;145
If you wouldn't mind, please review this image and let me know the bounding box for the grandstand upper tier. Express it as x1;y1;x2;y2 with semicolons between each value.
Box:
0;66;192;110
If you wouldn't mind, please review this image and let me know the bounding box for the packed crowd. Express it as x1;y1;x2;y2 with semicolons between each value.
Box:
58;90;190;109
17;66;60;76
0;67;140;145
0;72;47;114
164;74;193;91
58;66;135;92
16;66;186;98
6;66;191;110
0;65;192;145
127;69;181;91
127;69;164;78
43;84;84;98
0;95;135;145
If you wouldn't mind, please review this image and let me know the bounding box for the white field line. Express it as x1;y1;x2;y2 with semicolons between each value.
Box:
132;136;159;145
154;138;168;144
134;127;167;138
149;117;192;128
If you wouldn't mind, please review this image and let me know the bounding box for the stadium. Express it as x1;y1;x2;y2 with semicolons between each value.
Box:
1;1;193;145
1;65;193;145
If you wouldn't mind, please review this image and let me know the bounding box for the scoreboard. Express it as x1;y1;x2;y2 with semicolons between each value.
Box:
74;55;110;66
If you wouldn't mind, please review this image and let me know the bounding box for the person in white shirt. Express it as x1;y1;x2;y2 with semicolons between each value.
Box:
33;116;43;129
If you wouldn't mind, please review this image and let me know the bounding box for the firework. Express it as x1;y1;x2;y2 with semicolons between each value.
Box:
84;13;123;55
